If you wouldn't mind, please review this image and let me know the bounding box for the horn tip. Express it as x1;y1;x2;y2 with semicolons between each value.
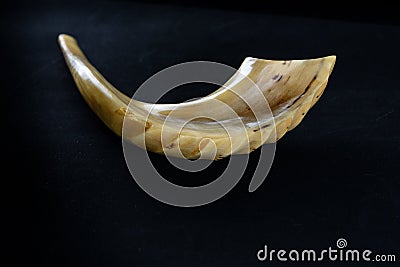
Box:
58;33;77;45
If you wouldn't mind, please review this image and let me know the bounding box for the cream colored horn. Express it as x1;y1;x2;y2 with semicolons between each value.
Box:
58;34;335;160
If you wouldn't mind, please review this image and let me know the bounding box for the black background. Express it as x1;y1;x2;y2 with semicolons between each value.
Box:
4;1;400;266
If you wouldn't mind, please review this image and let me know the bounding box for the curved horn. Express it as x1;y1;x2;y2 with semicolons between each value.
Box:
58;34;335;160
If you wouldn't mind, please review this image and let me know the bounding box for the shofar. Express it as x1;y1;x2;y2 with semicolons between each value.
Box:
58;34;336;160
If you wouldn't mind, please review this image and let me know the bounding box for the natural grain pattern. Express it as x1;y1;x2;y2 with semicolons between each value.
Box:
58;34;335;160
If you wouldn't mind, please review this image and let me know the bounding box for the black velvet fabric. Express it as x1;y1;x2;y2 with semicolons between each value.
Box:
4;2;399;266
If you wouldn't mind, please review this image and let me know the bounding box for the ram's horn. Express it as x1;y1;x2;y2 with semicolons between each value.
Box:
58;34;335;160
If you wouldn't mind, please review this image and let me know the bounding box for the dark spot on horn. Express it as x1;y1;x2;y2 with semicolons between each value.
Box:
159;110;172;116
145;121;152;131
305;75;318;91
257;123;271;130
272;74;283;82
283;75;291;85
282;74;319;115
166;143;175;149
